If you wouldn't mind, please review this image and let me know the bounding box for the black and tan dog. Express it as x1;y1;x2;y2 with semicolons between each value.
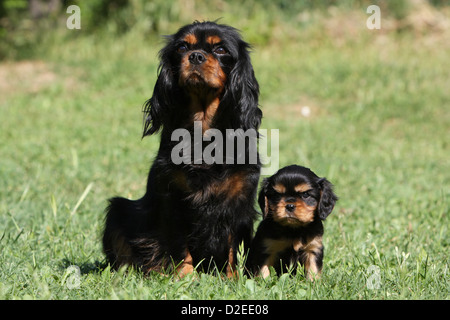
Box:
102;21;262;278
249;165;337;279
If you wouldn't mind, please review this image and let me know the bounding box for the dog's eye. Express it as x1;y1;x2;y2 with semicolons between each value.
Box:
177;45;188;54
301;191;311;199
213;47;227;55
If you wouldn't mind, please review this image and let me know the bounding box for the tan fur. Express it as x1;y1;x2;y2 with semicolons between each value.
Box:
183;33;197;45
176;249;194;278
259;236;323;280
270;199;317;226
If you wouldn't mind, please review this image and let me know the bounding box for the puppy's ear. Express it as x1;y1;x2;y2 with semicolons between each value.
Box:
225;40;262;131
258;178;270;218
317;178;338;220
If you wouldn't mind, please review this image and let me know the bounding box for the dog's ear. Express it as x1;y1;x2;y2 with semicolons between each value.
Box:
143;41;179;137
317;178;338;220
142;63;171;137
224;40;262;131
258;178;270;218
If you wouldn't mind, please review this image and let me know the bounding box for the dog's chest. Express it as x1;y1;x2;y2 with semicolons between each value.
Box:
168;168;249;205
263;236;321;257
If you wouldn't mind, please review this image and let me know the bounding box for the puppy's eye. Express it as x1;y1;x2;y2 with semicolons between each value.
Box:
213;47;227;55
177;45;188;54
301;191;311;199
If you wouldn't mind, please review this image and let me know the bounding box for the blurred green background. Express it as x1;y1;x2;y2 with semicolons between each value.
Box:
1;0;449;58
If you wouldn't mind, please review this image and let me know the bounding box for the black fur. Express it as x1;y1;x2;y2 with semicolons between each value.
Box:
249;165;337;278
103;21;262;275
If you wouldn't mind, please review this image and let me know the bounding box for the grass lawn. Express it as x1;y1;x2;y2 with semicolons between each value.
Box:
0;7;448;300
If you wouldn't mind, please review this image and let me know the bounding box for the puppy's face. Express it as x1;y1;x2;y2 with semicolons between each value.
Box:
259;165;337;227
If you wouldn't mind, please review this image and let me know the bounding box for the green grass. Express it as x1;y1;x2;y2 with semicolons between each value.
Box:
1;7;449;300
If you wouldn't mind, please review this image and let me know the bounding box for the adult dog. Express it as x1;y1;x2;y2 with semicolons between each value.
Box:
103;21;262;277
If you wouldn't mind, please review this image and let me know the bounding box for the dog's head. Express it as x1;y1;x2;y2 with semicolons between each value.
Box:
143;21;261;136
258;165;338;226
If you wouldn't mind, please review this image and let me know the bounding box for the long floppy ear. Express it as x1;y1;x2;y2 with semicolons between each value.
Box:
317;178;338;220
225;40;262;131
257;178;270;218
143;42;178;137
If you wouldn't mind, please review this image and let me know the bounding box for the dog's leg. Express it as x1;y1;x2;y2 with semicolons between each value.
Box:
176;247;194;278
259;262;272;278
295;236;323;281
259;253;281;278
258;239;291;278
226;235;238;278
304;256;321;281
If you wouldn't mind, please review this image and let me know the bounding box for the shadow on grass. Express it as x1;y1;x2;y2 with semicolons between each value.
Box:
60;258;108;275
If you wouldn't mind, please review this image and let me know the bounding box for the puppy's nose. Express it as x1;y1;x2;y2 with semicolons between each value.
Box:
285;204;295;212
189;52;206;65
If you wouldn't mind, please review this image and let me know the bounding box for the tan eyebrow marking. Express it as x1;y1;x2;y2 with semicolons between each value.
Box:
183;33;197;45
206;35;222;45
295;183;312;193
273;183;286;194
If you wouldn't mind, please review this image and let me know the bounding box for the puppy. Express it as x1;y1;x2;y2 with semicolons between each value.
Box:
249;165;337;279
102;21;262;278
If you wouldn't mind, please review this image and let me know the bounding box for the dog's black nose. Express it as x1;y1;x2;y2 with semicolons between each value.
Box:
189;52;206;65
285;204;295;212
